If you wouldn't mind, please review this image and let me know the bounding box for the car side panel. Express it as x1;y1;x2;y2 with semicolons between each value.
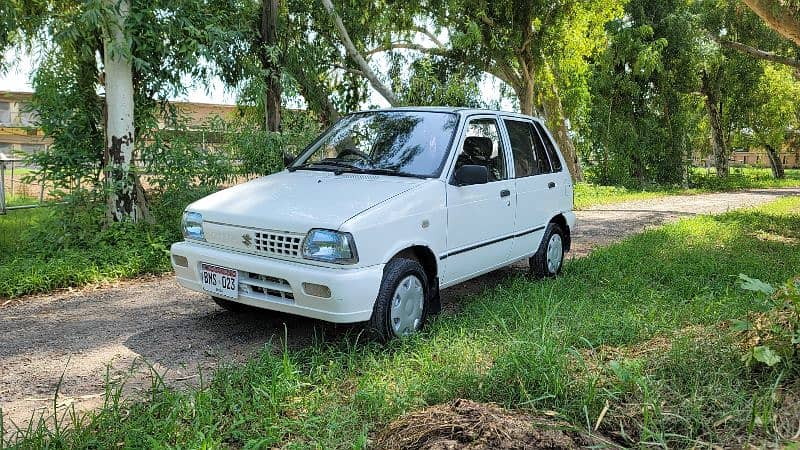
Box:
339;181;448;269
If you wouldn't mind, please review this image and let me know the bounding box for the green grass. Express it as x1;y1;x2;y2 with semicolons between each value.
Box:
3;193;40;208
573;183;689;209
575;167;800;209
0;208;172;298
4;196;800;448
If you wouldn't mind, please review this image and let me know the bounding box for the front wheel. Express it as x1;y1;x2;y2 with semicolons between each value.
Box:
530;223;565;278
367;258;429;341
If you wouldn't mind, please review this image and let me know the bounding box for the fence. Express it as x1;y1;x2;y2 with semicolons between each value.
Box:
0;158;49;214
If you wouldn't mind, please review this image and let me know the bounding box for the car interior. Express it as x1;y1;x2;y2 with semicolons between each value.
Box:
456;136;504;181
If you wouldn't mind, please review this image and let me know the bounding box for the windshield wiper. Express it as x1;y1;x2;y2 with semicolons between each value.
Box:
289;160;356;173
292;161;427;179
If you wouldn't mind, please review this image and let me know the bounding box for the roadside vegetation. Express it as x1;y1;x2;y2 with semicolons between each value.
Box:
4;196;799;448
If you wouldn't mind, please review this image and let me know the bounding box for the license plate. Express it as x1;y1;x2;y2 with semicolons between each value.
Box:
200;263;239;298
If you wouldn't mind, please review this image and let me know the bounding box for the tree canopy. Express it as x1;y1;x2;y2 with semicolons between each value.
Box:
3;0;800;217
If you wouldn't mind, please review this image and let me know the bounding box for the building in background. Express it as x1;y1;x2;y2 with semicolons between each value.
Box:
0;91;238;164
0;91;49;161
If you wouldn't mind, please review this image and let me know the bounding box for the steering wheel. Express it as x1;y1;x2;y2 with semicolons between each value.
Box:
338;147;371;162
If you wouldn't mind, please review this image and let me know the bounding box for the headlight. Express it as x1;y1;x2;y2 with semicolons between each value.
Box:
302;229;358;264
182;211;205;241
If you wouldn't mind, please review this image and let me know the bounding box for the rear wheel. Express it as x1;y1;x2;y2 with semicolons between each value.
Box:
367;258;428;341
530;223;565;278
212;296;251;313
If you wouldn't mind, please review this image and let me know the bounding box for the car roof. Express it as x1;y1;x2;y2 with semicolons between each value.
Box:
354;106;544;123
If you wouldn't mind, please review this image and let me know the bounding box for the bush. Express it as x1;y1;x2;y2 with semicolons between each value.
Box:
735;274;800;369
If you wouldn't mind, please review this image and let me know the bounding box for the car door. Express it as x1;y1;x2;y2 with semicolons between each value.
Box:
501;117;557;261
441;115;516;286
534;120;573;209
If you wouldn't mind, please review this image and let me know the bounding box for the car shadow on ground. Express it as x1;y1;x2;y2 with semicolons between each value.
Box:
121;264;529;376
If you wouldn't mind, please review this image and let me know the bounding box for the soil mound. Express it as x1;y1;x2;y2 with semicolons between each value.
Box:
374;399;611;449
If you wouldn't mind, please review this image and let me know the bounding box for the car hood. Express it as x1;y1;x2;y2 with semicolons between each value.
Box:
188;170;425;232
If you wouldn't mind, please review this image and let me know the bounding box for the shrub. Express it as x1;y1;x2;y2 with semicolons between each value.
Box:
735;274;800;368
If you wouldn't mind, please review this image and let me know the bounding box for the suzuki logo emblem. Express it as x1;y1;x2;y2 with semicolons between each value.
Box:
242;234;252;247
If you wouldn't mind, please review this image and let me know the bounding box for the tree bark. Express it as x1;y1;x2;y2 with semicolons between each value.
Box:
701;71;729;177
260;0;281;132
743;0;800;46
103;0;137;222
320;0;400;106
765;144;786;179
538;81;584;182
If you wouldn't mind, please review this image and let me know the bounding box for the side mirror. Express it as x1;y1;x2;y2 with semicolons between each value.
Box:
283;152;296;168
454;165;489;186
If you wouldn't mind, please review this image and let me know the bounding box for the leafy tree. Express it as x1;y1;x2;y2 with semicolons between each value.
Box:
587;0;701;185
739;65;800;177
7;0;241;221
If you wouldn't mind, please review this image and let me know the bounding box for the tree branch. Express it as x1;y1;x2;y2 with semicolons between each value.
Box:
711;34;800;70
320;0;399;106
331;64;364;77
410;26;445;49
743;0;800;47
365;42;449;57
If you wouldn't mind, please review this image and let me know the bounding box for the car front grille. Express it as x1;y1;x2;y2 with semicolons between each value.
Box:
240;272;295;304
254;231;303;258
202;221;305;260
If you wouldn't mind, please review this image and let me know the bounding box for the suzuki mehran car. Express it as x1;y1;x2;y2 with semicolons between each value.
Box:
171;107;576;340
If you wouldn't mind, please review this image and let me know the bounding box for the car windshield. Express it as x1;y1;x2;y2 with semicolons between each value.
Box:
291;111;459;178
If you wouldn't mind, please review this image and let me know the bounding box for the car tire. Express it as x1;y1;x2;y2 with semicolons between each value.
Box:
367;258;429;342
212;296;251;313
530;223;566;279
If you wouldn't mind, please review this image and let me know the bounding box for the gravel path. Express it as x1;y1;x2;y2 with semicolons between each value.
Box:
1;187;798;430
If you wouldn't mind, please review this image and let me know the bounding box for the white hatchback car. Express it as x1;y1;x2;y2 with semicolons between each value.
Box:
171;108;575;340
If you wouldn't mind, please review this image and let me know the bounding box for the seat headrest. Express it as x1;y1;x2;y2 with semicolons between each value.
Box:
463;136;493;160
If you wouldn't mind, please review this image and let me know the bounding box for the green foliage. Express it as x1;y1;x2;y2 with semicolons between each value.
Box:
5;197;800;448
224;110;320;176
736;275;800;369
26;42;104;190
0;207;171;298
743;65;800;150
586;0;701;185
395;57;486;108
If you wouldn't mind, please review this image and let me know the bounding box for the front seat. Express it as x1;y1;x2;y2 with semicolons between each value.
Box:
460;136;499;180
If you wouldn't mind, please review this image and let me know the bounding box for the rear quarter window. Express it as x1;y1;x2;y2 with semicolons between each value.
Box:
534;122;563;172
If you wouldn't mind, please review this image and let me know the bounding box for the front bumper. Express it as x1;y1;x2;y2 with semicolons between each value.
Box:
170;241;384;323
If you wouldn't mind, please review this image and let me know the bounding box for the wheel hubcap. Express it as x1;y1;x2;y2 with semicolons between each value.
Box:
546;234;563;274
390;275;425;337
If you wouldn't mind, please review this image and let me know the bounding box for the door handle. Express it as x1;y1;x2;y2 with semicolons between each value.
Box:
548;181;556;189
500;189;511;198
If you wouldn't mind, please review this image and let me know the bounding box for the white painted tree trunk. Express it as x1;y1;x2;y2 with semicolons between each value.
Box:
103;0;137;222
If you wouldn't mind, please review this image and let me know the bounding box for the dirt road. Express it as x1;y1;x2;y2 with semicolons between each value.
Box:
1;188;798;429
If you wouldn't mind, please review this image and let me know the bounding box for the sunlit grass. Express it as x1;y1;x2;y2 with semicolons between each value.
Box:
575;168;800;209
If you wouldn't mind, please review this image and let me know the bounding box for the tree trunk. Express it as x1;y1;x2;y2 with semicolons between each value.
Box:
517;81;536;117
260;0;281;132
538;82;584;182
765;144;786;179
103;0;137;222
742;0;800;47
701;72;729;177
320;0;399;106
